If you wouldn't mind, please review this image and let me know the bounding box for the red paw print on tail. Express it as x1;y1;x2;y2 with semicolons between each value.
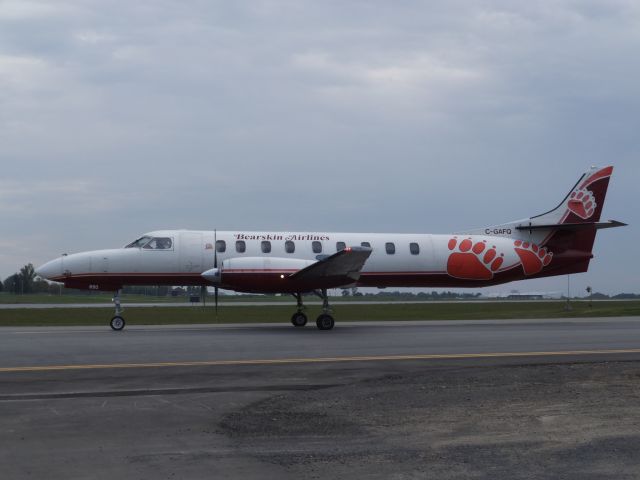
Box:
513;240;552;275
447;237;504;280
568;189;595;219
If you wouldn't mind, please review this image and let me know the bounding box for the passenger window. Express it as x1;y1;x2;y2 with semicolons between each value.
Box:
215;240;226;253
336;242;346;252
312;241;322;254
143;237;172;250
410;242;420;255
361;242;371;248
385;242;395;254
285;240;295;254
261;241;271;253
236;240;246;253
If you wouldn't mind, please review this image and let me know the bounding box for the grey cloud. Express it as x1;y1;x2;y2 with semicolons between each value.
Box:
0;0;637;293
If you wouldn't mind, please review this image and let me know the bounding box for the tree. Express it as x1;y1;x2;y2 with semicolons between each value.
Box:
4;274;21;294
19;263;36;294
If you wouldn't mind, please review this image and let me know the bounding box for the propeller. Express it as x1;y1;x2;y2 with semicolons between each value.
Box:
201;231;221;316
214;229;218;316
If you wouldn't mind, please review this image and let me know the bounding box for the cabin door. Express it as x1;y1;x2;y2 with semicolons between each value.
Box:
179;232;203;273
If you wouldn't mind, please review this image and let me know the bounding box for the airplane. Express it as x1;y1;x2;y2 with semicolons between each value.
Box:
36;165;625;331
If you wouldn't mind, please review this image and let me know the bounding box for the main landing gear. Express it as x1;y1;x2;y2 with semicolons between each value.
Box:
290;290;335;330
110;289;125;331
290;293;308;327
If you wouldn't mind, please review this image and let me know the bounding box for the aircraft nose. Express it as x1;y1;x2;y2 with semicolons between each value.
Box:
35;257;63;280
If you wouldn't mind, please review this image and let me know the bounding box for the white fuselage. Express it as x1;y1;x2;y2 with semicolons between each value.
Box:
36;228;550;293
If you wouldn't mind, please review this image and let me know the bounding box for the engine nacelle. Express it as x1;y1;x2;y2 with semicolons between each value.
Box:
202;257;315;293
224;256;314;271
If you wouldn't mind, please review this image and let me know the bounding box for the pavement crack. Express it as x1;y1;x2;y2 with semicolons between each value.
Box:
0;383;342;401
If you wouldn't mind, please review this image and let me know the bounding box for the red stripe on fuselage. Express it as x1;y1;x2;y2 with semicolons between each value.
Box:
56;262;534;293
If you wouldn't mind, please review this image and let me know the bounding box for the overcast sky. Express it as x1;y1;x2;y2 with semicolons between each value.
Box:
1;0;637;295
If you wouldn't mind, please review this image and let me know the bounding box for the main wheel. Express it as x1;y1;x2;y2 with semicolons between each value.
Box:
316;314;335;330
110;315;125;331
291;312;308;327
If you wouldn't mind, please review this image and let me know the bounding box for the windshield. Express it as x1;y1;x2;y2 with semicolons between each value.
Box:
143;237;173;250
125;236;152;248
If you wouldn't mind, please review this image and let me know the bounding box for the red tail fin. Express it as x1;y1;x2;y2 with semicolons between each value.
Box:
563;166;613;224
531;166;613;226
468;166;623;279
535;166;615;275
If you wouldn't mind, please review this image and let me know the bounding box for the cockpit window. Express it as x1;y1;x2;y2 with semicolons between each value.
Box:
125;236;152;248
143;237;173;250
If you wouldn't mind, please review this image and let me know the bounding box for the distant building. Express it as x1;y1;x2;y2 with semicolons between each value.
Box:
506;293;544;300
483;291;563;300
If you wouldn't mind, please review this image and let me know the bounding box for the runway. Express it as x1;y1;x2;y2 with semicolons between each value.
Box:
3;318;640;479
2;317;640;369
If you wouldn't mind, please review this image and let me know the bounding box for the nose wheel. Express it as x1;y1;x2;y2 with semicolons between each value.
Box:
110;290;126;331
110;315;125;331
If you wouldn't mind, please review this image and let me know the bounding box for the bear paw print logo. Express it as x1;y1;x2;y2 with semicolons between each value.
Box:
513;240;552;275
568;188;596;219
447;237;504;280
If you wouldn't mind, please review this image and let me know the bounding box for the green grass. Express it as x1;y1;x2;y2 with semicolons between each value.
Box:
0;292;435;304
0;293;305;304
0;301;638;327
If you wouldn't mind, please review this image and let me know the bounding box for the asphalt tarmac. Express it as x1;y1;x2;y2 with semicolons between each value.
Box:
2;318;640;479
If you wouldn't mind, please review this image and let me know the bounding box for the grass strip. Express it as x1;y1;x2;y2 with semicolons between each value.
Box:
0;301;638;327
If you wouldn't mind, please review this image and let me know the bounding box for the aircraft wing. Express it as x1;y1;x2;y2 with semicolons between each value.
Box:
287;246;372;287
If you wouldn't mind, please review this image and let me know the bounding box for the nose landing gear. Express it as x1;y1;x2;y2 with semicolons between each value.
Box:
110;290;125;331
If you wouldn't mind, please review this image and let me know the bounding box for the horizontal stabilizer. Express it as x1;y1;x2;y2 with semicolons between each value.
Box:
288;246;372;284
515;220;627;232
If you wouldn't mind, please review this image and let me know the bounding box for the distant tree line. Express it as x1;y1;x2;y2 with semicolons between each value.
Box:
2;263;54;294
588;292;640;300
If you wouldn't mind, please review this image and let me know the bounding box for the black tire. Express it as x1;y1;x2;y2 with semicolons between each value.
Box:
291;312;308;327
316;314;335;330
110;316;125;331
